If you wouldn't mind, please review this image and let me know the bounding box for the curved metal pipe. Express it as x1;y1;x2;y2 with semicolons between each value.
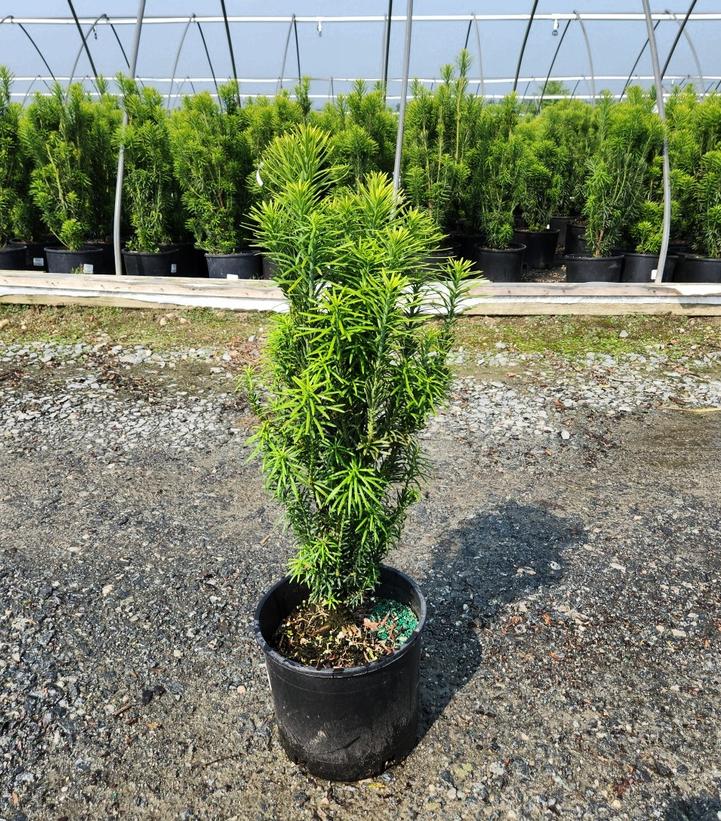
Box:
380;0;393;100
196;21;219;98
109;22;130;69
293;15;302;82
621;19;660;100
277;15;295;92
538;18;571;109
513;0;539;91
472;15;485;98
641;0;671;284
21;75;41;105
219;0;240;104
666;8;704;97
67;0;98;80
661;0;698;78
392;0;414;197
113;0;146;277
13;20;57;82
167;15;195;109
574;10;596;103
67;13;108;94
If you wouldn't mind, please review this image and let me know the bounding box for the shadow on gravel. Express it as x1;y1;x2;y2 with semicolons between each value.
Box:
664;793;721;821
418;501;586;736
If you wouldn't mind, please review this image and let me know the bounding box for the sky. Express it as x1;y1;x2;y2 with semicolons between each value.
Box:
0;1;718;104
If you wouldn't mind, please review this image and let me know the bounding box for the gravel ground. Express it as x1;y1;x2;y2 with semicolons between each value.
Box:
1;337;720;820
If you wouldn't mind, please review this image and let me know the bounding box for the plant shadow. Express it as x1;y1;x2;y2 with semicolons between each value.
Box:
418;500;586;736
664;793;721;821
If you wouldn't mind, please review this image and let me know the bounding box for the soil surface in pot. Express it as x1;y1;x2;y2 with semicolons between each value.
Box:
275;597;417;667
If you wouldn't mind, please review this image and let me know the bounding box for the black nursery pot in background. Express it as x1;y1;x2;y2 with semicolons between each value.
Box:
471;242;526;282
254;565;426;782
0;243;27;271
206;251;262;279
564;222;590;257
22;241;47;272
622;252;677;283
45;245;105;274
122;247;179;277
513;229;559;270
565;254;624;283
673;255;721;283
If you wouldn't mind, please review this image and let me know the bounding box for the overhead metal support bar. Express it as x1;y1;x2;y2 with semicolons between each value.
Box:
219;0;240;104
513;0;539;92
293;15;302;83
109;21;130;69
641;0;671;285
621;19;660;100
6;12;721;25
574;10;596;104
392;0;414;197
167;15;195;109
278;16;295;92
66;0;98;81
472;16;485;98
538;19;571;109
664;5;704;97
113;0;146;278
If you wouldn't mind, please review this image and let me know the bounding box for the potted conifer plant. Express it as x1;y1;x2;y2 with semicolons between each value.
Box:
117;78;179;276
466;96;526;281
170;82;258;278
247;126;468;781
675;149;721;282
0;67;28;270
566;91;663;283
513;126;562;270
22;84;111;274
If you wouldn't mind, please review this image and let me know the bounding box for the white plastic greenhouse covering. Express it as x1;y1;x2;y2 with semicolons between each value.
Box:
0;1;719;105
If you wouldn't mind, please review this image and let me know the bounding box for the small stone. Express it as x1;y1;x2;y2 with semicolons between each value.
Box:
619;330;629;339
671;628;687;638
101;584;114;597
560;429;571;441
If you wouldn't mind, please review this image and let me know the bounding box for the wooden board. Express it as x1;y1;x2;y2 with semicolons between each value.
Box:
2;270;721;316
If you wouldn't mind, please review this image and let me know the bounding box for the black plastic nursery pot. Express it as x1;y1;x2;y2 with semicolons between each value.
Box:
45;245;105;274
622;252;677;283
513;229;559;270
673;254;721;283
471;242;526;282
176;243;208;278
122;248;180;277
206;251;262;279
254;565;426;782
20;241;47;271
549;216;570;251
0;243;27;271
564;222;590;257
565;254;624;283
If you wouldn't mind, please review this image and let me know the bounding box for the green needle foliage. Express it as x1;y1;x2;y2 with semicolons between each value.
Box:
516;119;562;231
169;83;254;254
583;90;664;257
696;150;721;258
0;68;29;247
246;125;469;609
118;77;177;253
22;83;117;250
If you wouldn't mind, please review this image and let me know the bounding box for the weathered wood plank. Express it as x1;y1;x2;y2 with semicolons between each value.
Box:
2;270;721;315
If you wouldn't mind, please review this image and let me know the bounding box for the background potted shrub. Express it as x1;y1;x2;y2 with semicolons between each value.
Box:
403;51;483;260
514;123;563;270
22;84;109;273
248;126;468;781
0;67;29;270
465;95;526;281
170;82;258;278
675;149;721;282
567;91;663;283
535;98;598;254
117;77;179;276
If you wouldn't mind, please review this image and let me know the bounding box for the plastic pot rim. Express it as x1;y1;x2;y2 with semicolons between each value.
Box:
254;564;427;680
